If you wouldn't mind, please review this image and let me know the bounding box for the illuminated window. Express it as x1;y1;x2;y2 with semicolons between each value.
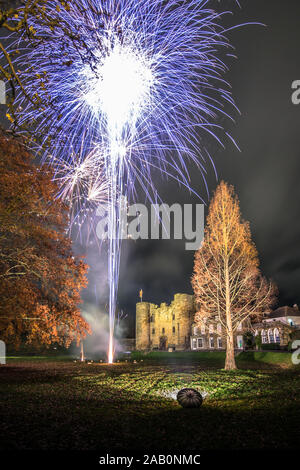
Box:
274;328;280;344
261;330;268;344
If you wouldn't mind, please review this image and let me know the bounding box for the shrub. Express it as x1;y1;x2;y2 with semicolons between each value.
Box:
255;333;262;349
261;343;281;351
243;331;255;349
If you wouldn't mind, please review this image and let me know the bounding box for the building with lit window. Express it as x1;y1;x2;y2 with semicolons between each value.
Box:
252;305;300;347
190;317;250;351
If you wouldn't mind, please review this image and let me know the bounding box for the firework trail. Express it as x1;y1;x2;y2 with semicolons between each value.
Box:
51;145;109;244
8;0;239;362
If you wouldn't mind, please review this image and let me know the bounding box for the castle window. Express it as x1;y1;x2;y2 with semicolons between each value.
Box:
150;315;155;323
152;328;155;335
209;337;214;348
268;329;275;343
217;337;222;349
172;313;175;320
197;338;203;348
172;326;176;334
162;327;165;334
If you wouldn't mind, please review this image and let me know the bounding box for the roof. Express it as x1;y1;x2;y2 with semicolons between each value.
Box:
253;320;293;330
267;306;300;319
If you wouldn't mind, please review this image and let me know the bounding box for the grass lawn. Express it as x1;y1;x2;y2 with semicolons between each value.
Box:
0;352;299;451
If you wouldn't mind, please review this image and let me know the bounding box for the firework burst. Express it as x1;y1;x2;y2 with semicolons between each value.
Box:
8;0;239;362
52;146;108;233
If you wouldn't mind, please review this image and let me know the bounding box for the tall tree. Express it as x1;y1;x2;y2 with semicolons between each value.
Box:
191;181;277;369
0;130;90;348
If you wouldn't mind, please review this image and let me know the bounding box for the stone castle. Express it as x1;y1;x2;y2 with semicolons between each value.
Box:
136;294;195;351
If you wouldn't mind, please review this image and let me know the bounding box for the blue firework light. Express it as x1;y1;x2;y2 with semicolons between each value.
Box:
13;0;236;189
10;0;238;362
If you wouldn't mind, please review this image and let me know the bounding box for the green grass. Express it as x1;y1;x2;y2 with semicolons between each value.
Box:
6;350;293;367
130;350;226;361
0;353;299;451
237;351;294;366
129;350;294;367
6;355;74;362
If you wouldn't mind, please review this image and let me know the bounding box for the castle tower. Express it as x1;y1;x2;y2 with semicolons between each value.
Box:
136;302;151;350
135;294;195;351
172;294;195;349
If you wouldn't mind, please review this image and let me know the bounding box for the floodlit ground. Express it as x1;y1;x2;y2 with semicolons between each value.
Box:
0;352;299;451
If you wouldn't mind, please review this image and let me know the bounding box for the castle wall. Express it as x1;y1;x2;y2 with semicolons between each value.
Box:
136;294;195;351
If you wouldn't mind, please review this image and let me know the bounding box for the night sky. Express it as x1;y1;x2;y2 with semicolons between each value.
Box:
1;1;300;336
117;0;300;324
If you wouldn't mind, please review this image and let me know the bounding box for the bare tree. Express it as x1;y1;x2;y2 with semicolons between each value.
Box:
191;181;277;370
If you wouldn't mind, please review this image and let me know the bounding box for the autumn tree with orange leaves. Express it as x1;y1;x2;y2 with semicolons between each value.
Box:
0;130;90;348
192;182;277;370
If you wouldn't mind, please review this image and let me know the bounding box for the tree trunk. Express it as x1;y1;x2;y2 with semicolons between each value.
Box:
225;329;236;370
224;258;237;370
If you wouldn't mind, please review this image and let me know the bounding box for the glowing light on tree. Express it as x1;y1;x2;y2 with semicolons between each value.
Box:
8;0;239;363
